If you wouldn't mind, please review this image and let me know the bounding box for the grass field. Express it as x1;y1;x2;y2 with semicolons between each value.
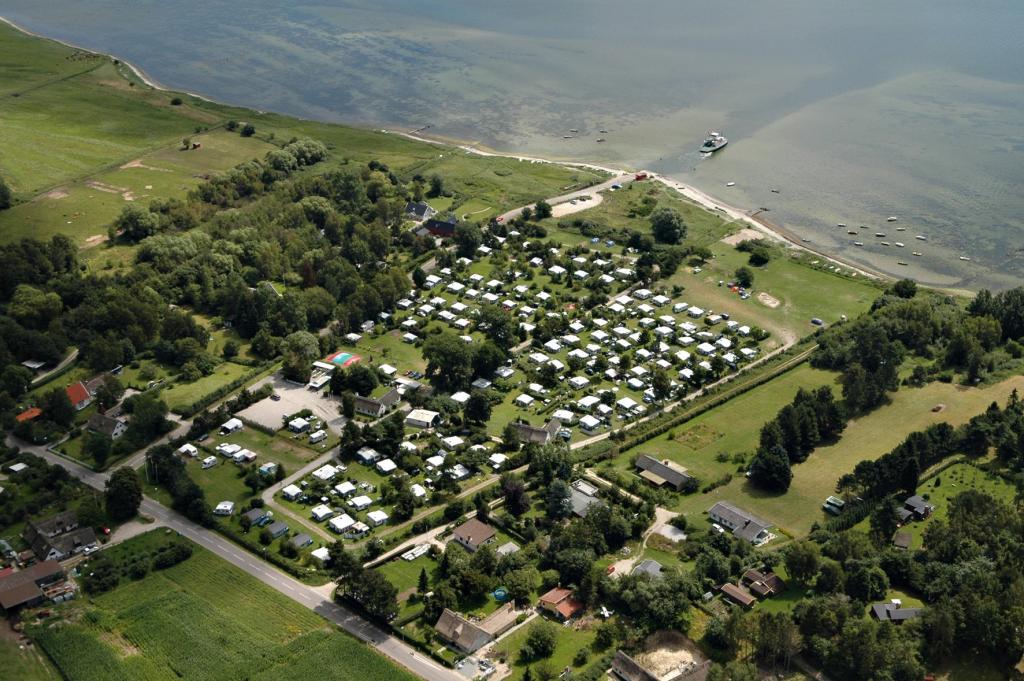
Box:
621;370;1024;539
494;617;599;681
667;246;880;344
0;636;57;681
158;361;253;413
27;533;417;681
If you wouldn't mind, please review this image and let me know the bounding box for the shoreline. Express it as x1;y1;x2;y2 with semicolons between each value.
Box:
397;130;883;281
1;14;884;284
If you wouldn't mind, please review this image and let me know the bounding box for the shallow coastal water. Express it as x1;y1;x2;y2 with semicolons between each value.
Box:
3;0;1022;289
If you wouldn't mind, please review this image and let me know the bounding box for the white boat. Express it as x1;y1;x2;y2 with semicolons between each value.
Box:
854;241;864;246
726;181;736;187
959;256;971;261
912;252;923;256
915;235;927;241
881;241;891;246
896;227;906;231
875;232;886;237
898;261;908;266
887;216;898;222
895;242;904;247
837;223;846;228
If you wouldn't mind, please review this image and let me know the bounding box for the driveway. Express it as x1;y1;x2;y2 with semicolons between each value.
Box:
237;374;346;432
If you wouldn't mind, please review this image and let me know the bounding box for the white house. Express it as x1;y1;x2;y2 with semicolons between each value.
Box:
349;495;373;511
312;464;339;482
357;446;381;464
411;483;427;498
220;417;243;434
178;444;199;458
288;417;310;433
311;504;334;522
282;484;303;501
515;394;535;408
489;453;508;470
450;391;470;405
329;513;355;534
406;409;441;429
551;409;575;423
580;415;602;431
367;510;389;526
616;397;639;412
697;342;717;356
376;458;398;475
334;481;357;497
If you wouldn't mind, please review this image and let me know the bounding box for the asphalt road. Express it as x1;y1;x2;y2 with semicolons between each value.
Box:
5;434;461;681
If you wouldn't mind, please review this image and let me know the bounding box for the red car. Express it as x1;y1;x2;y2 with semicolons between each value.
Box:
606;565;616;575
496;216;504;223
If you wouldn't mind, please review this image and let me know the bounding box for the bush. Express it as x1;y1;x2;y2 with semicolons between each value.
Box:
170;97;183;106
241;123;256;137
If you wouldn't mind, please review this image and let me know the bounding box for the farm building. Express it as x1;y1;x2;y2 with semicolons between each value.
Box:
406;409;441;429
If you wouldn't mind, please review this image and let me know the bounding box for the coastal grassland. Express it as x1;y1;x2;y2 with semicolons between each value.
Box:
0;21;605;250
668;243;880;341
0;127;277;247
28;535;417;681
0;636;57;681
552;181;736;247
654;374;1024;537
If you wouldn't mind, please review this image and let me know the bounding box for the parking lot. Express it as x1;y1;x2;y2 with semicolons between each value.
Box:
237;374;347;432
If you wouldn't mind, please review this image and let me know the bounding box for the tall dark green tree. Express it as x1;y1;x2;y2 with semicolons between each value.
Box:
105;467;143;521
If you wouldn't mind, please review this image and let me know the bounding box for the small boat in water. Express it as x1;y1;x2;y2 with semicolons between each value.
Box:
875;232;886;237
895;242;904;247
912;252;923;256
854;241;864;246
596;138;606;143
915;235;927;241
896;227;906;231
569;129;578;133
887;216;898;222
959;256;971;261
700;130;728;153
847;230;858;235
837;223;846;228
898;261;908;266
726;181;736;187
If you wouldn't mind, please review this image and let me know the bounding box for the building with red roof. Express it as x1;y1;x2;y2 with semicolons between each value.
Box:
65;381;93;411
15;407;42;423
538;586;584;620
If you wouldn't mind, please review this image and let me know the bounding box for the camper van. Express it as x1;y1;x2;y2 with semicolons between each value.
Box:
201;456;218;469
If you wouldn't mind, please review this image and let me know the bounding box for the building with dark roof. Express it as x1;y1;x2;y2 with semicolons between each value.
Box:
434;608;491;653
902;495;935;520
708;502;772;545
242;508;271;526
86;412;128;439
405;202;438;222
631;559;664;579
353;388;401;418
0;560;64;611
871;601;923;623
290;533;314;549
23;511;97;562
720;583;756;609
423;214;458;237
634;455;692;491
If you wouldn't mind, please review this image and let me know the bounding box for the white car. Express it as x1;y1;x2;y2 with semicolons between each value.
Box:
712;523;726;535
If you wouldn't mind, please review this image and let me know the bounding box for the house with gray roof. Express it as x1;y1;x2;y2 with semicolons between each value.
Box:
708;502;772;545
635;455;692;491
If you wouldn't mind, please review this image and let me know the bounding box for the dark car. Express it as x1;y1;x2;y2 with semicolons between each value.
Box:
270;393;281;401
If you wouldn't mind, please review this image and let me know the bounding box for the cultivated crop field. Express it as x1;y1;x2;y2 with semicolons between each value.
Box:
29;541;417;681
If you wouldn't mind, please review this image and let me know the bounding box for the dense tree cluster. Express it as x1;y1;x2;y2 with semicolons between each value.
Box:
749;387;845;492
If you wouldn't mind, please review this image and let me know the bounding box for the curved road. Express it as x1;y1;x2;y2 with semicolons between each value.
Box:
4;433;460;681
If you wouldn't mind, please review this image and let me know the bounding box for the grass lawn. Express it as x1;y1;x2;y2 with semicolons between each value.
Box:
663;374;1024;538
158;361;253;413
612;363;838;485
0;636;58;681
666;246;880;345
27;533;416;681
494;617;600;681
378;554;436;597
